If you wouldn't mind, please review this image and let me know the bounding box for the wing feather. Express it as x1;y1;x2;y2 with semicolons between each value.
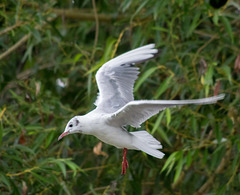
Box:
108;94;225;128
95;44;159;113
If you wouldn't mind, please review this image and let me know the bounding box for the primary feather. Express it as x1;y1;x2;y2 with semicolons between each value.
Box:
95;44;159;113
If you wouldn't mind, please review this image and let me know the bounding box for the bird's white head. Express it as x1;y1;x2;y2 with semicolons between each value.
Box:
58;116;82;141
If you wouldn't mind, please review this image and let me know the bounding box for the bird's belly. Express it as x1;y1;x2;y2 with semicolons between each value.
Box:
93;127;137;150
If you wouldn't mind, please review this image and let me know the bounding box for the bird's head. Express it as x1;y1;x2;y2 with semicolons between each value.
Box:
58;116;82;141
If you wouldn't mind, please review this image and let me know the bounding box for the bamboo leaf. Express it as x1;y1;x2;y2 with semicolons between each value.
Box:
173;151;184;183
157;126;172;146
166;108;171;128
134;67;158;92
154;75;173;99
220;16;234;43
151;111;164;135
55;161;67;178
161;151;178;173
0;174;11;190
31;172;49;183
86;38;116;75
186;151;193;168
0;120;3;145
220;65;232;84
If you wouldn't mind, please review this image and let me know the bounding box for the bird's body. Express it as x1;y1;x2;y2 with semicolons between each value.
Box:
58;44;224;175
77;110;136;149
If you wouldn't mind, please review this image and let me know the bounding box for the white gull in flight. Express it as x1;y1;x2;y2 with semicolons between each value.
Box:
58;44;224;175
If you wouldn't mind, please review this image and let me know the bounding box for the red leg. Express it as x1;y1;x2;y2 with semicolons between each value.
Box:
121;148;129;175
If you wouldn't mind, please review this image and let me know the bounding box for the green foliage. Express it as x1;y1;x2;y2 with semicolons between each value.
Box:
0;0;240;194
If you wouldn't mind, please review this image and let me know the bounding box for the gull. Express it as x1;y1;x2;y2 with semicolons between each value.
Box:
58;44;225;175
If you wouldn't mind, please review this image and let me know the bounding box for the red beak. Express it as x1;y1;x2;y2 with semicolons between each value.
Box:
58;132;69;141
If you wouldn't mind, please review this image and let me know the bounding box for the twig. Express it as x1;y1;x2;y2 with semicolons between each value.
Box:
111;27;128;59
90;0;99;62
194;147;231;195
82;185;111;195
0;106;7;120
0;16;56;60
0;21;26;36
6;166;39;177
191;35;217;80
194;30;219;39
1;63;56;97
51;8;124;22
171;171;185;189
0;33;31;60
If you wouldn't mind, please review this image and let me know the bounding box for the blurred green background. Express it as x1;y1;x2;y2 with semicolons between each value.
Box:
0;0;240;194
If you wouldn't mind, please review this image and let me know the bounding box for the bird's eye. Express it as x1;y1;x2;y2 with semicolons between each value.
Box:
69;124;73;128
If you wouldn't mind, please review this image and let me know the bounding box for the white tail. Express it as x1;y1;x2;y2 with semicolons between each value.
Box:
130;131;165;159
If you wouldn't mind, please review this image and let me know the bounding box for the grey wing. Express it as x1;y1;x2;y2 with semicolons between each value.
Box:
94;44;159;113
108;94;225;128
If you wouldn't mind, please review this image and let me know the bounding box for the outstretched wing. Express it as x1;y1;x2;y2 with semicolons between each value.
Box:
94;44;159;113
107;94;225;128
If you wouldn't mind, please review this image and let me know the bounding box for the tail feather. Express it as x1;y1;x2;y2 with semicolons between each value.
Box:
131;131;165;159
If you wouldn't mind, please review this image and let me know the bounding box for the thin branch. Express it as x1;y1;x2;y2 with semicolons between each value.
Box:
111;27;128;59
90;0;99;62
6;166;40;177
0;106;7;120
0;33;31;60
0;21;27;36
82;185;110;195
194;147;231;195
51;8;125;22
0;16;56;60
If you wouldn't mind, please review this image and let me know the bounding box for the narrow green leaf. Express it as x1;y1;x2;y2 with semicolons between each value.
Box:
186;151;192;168
14;144;35;155
213;10;219;26
157;126;172;146
211;145;225;170
121;0;132;12
131;0;149;21
56;161;66;178
191;116;197;135
60;181;71;195
33;133;48;152
87;72;92;98
188;11;201;37
221;16;234;43
73;53;82;65
154;75;173;99
204;65;213;85
220;65;232;84
152;26;169;33
25;125;43;131
32;29;41;43
161;151;178;173
231;153;239;172
0;120;3;145
31;172;48;183
86;38;116;75
45;131;55;148
0;174;11;190
166;108;171;128
134;67;158;92
214;123;222;144
173;151;184;183
151;111;164;135
64;160;82;177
